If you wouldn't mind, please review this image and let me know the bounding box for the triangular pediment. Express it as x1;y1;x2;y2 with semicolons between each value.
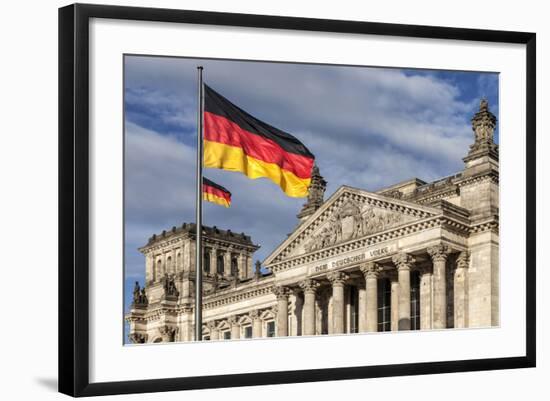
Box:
263;186;441;266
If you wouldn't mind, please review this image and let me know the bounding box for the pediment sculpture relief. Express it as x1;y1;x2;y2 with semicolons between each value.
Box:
304;200;405;253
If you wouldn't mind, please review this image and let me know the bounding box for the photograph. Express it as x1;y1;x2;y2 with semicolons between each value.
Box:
123;55;500;344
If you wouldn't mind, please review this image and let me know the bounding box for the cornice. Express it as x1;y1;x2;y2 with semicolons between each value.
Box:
268;215;472;273
270;190;438;264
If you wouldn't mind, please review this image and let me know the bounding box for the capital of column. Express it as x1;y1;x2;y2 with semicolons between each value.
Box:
159;325;177;341
228;315;239;327
392;253;416;271
272;285;291;300
299;279;320;294
427;244;451;262
249;309;261;321
327;271;349;287
206;321;217;331
360;262;382;279
456;251;470;269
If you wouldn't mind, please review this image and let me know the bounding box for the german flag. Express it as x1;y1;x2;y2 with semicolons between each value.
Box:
203;84;315;197
203;178;231;208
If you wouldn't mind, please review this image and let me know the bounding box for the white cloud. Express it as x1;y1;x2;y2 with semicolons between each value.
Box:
124;56;496;269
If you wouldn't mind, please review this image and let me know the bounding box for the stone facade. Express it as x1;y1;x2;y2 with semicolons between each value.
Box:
126;99;499;343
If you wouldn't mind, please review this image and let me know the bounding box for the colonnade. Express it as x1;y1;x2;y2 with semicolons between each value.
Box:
200;245;469;341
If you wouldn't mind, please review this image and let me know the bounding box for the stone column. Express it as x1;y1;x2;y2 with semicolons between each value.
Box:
209;247;217;275
299;279;319;336
229;316;240;340
454;252;469;328
238;253;246;279
272;286;291;336
389;274;399;331
179;306;193;341
357;284;367;332
224;249;232;277
392;253;415;330
327;272;349;334
145;253;154;284
419;266;433;330
207;321;218;340
428;244;451;329
250;310;262;338
360;262;381;332
247;256;254;278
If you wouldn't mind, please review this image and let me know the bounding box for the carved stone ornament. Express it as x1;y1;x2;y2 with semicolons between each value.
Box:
304;200;404;253
129;332;147;344
249;309;260;320
159;325;177;342
327;271;349;286
132;281;149;307
470;98;497;152
427;244;451;262
228;315;239;326
392;253;416;270
456;251;470;270
272;285;291;300
163;274;180;299
299;279;320;294
360;262;382;279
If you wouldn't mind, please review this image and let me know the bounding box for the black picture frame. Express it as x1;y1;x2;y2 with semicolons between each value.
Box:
58;3;536;397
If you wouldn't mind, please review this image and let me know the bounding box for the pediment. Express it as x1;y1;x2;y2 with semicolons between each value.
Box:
264;186;440;266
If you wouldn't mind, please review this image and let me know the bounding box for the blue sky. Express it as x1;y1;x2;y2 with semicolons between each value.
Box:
123;55;499;340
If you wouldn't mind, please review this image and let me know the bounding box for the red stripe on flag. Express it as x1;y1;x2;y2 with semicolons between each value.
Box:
204;111;314;180
203;183;231;202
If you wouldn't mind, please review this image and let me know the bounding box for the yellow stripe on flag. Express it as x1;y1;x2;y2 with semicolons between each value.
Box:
203;191;231;208
204;140;311;198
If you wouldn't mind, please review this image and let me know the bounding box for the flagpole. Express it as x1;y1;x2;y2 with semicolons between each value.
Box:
194;66;204;341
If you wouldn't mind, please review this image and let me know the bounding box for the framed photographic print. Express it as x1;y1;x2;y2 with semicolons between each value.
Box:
58;3;536;397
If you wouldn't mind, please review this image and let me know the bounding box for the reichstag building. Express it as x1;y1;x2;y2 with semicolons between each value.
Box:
126;99;499;343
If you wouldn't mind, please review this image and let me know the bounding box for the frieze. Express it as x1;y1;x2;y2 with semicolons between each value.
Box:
308;243;397;276
271;190;436;263
303;201;404;253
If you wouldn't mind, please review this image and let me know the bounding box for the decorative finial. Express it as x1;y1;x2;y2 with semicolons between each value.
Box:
467;97;497;157
297;164;327;221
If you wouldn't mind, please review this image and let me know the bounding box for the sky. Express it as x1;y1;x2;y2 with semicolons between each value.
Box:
123;55;499;339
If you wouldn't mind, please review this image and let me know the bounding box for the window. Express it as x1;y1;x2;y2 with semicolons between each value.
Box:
349;286;359;333
156;259;162;281
410;270;421;330
244;326;252;339
377;278;391;332
231;255;238;276
266;321;276;337
217;254;224;275
446;260;455;328
223;331;231;340
204;248;210;273
166;256;172;274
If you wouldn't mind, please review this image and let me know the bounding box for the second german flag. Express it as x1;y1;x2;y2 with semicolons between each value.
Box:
203;177;232;208
203;84;315;198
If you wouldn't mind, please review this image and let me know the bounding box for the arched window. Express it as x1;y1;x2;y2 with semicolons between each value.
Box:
231;255;238;276
166;256;172;274
217;254;224;274
204;248;210;273
156;259;163;281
